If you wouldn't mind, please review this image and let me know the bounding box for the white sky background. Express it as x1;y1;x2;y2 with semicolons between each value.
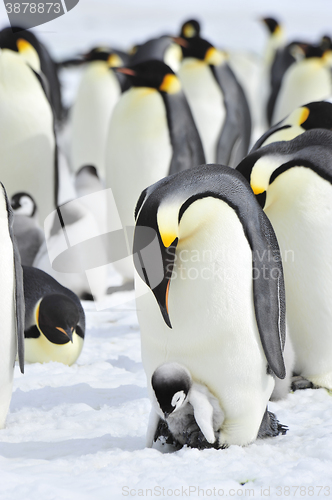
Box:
0;0;331;59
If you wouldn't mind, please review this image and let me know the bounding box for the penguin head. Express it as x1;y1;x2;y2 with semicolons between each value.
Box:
261;17;282;36
180;37;227;66
36;294;80;345
152;362;192;418
0;27;41;71
134;164;251;327
83;47;124;68
180;19;201;39
11;192;37;217
115;60;181;94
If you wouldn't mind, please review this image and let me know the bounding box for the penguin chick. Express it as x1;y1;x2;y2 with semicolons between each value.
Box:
23;266;85;365
148;362;224;449
11;192;44;266
252;101;332;151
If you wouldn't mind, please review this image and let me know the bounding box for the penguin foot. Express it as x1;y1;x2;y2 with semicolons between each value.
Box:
257;410;288;438
291;375;316;391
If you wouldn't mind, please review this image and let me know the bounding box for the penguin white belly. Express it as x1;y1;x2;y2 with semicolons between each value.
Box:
265;167;332;388
272;60;332;124
0;50;55;224
178;59;225;164
137;198;274;446
25;332;84;366
71;62;121;177
106;88;172;280
0;193;16;428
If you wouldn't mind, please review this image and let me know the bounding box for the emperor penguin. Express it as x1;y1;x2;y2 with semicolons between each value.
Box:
0;26;63;123
22;266;85;365
0;183;25;429
272;45;332;125
236;129;332;390
130;36;185;73
178;36;251;166
70;48;125;177
252;101;332;151
11;192;44;266
148;362;225;449
0;48;58;224
133;164;287;447
105;60;205;282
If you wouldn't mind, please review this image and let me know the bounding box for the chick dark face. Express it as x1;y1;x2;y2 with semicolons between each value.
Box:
37;294;79;345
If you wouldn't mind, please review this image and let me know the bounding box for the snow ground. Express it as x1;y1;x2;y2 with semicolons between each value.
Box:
1;0;332;498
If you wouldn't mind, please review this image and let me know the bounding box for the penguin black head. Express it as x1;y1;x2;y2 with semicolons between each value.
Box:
180;19;201;39
11;192;37;217
320;36;332;52
298;102;332;131
262;17;281;35
115;60;181;94
83;47;124;67
180;36;226;66
0;27;41;71
37;294;80;345
152;363;192;418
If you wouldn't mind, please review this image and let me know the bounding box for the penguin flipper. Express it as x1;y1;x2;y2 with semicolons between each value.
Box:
212;63;251;167
4;187;25;374
162;92;206;175
189;388;216;444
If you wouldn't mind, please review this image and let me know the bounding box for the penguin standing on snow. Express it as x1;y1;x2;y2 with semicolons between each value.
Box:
70;48;125;177
178;35;251;166
23;266;85;366
237;129;332;390
0;183;24;428
251;101;332;151
133;164;287;447
105;60;205;282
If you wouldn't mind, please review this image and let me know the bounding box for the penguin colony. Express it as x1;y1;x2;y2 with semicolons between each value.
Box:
0;16;331;453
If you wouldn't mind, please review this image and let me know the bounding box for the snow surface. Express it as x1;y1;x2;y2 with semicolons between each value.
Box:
1;1;332;499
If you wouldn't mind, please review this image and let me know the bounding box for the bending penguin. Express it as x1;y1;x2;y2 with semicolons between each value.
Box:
178;35;251;166
133;164;287;447
0;183;25;428
237;129;332;390
251;101;332;151
105;59;205;282
22;266;85;366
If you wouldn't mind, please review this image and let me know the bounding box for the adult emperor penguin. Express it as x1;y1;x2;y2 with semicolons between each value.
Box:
0;26;63;123
178;36;251;166
148;362;225;449
252;101;332;151
70;48;125;177
0;48;57;224
271;45;332;125
22;266;85;365
237;129;332;390
105;60;205;282
0;183;24;429
11;192;44;266
133;164;287;447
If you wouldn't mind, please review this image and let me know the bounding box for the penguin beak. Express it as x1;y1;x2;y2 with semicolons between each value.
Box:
114;67;136;76
171;36;188;48
164;412;170;419
56;327;74;343
133;222;178;329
